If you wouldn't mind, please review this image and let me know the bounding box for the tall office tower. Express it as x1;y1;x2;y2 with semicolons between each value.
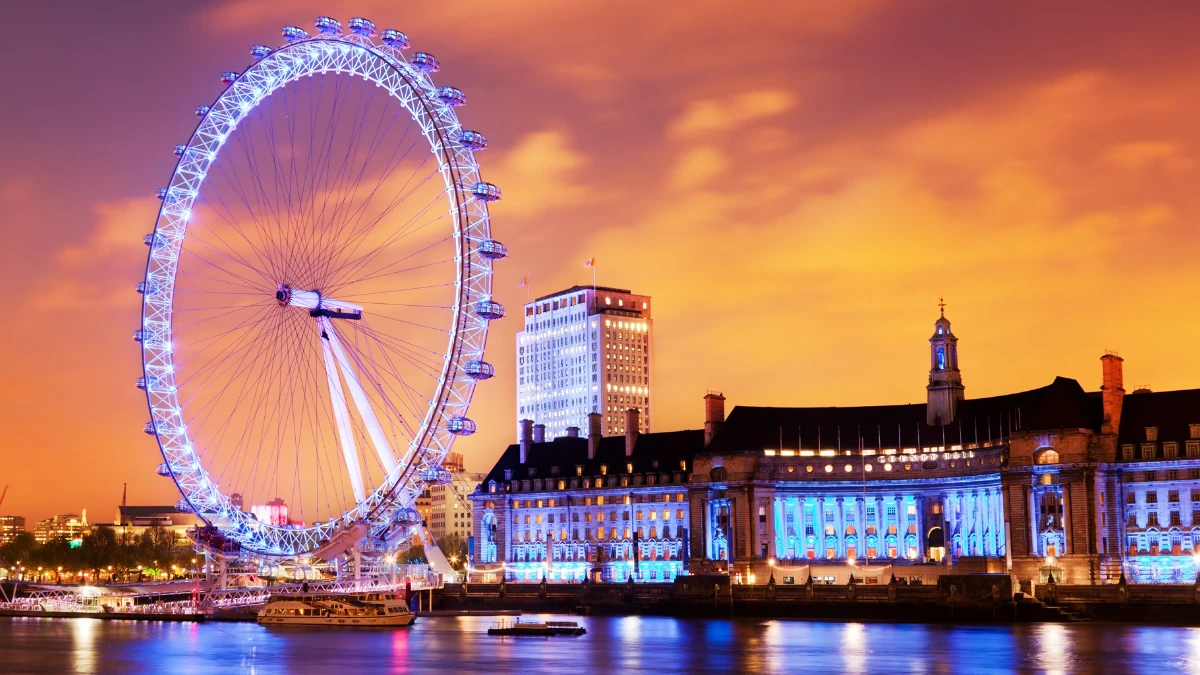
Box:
517;285;654;440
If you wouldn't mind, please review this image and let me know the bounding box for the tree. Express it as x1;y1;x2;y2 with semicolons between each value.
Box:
436;532;469;570
81;526;118;581
0;532;36;577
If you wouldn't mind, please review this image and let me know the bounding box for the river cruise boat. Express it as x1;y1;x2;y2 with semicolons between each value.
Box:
258;591;415;627
487;619;586;636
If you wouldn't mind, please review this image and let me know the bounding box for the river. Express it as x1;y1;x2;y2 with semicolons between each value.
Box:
2;615;1198;674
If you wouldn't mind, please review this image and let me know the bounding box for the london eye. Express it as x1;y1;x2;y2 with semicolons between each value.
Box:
136;16;504;559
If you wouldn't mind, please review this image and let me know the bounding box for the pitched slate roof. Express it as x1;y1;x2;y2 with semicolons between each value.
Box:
479;430;704;488
1116;387;1200;456
705;376;1101;454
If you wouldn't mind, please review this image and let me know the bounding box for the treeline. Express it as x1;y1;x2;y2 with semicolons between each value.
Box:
0;525;196;584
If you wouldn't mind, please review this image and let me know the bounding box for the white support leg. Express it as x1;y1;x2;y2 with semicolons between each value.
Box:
319;318;367;504
321;318;400;476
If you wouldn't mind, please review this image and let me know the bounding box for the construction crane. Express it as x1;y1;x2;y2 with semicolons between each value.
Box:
0;484;9;511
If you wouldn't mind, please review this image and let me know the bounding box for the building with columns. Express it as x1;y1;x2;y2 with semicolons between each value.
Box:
475;306;1200;584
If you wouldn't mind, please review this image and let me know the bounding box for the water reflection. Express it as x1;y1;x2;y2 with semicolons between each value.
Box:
3;616;1200;674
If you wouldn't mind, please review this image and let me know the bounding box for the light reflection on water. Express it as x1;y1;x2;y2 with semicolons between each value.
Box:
3;616;1200;674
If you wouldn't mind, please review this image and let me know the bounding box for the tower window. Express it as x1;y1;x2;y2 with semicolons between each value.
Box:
936;345;946;370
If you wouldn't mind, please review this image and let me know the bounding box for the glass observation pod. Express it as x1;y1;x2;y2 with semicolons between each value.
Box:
282;26;309;42
474;299;505;320
314;16;342;34
173;144;187;157
221;71;238;86
447;416;477;436
136;376;158;390
410;52;440;73
457;129;488;151
175;499;192;513
472;182;502;202
136;281;160;295
143;232;165;248
380;29;410;49
195;105;211;118
156;462;172;477
143;421;157;435
156;188;177;203
476;239;507;260
250;44;273;59
348;17;377;36
463;359;496;380
436;86;467;107
420;467;454;484
392;507;422;524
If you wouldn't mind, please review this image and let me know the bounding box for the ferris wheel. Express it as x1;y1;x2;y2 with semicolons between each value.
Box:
136;16;505;558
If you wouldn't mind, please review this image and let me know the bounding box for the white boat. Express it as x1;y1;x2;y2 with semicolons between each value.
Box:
257;591;415;627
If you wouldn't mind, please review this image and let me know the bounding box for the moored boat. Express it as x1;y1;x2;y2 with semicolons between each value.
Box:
258;591;415;627
487;619;586;636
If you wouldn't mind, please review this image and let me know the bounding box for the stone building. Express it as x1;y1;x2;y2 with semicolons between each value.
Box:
473;306;1200;585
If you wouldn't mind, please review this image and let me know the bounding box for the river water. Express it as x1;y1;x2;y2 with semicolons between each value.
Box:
2;615;1198;674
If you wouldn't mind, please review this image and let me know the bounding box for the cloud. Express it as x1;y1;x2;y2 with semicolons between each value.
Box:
668;89;797;139
489;130;590;217
57;197;159;265
1104;141;1194;171
669;147;726;190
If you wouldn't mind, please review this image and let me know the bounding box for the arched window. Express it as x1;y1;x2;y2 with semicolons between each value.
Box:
1035;448;1060;465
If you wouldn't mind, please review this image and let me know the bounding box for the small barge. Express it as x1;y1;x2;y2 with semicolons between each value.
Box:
487;619;586;636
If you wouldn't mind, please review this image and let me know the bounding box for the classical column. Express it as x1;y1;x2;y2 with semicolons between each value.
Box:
995;488;1007;556
976;491;987;556
816;496;826;557
914;496;925;561
795;497;805;558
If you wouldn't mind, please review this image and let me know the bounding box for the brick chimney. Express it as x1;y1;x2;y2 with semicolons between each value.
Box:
533;423;546;444
587;412;602;459
625;408;640;457
565;426;580;438
1101;353;1125;435
704;392;726;447
519;418;533;464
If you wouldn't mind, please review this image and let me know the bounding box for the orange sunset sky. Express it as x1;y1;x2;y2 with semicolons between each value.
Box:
2;1;1199;525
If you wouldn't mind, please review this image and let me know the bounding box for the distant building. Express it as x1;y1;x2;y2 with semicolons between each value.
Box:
34;513;90;544
517;285;653;440
111;505;203;545
229;493;244;512
415;489;433;527
250;498;292;527
0;516;26;545
429;452;483;543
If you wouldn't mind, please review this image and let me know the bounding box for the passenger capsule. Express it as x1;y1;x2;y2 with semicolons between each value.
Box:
143;233;165;248
195;105;211;118
410;52;440;73
143;421;157;435
156;462;173;477
173;144;187;157
463;360;496;380
136;281;161;296
447;416;477;436
282;25;309;42
314;16;341;34
221;71;238;86
392;507;422;524
474;299;505;320
476;240;507;260
420;467;454;484
436;86;467;107
457;130;488;151
471;182;502;202
380;29;410;49
348;17;377;36
175;499;193;513
250;44;273;59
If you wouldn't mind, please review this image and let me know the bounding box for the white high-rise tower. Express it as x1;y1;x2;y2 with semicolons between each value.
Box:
516;285;654;440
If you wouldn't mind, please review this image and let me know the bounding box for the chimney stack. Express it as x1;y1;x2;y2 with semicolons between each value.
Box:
533;423;546;444
704;392;726;447
565;426;580;438
588;412;602;459
1100;353;1125;435
519;418;533;464
625;408;640;457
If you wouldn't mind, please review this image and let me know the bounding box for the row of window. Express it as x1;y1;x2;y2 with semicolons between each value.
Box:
507;493;687;508
1143;425;1200;442
1126;489;1200;504
512;525;681;543
514;508;685;524
1122;441;1200;460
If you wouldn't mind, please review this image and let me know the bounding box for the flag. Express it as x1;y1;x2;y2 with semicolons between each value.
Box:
584;258;595;268
518;276;528;288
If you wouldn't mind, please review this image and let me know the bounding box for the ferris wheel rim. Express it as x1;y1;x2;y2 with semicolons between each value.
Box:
138;27;499;557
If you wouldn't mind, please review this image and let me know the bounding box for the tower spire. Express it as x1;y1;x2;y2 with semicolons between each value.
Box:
926;301;964;426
